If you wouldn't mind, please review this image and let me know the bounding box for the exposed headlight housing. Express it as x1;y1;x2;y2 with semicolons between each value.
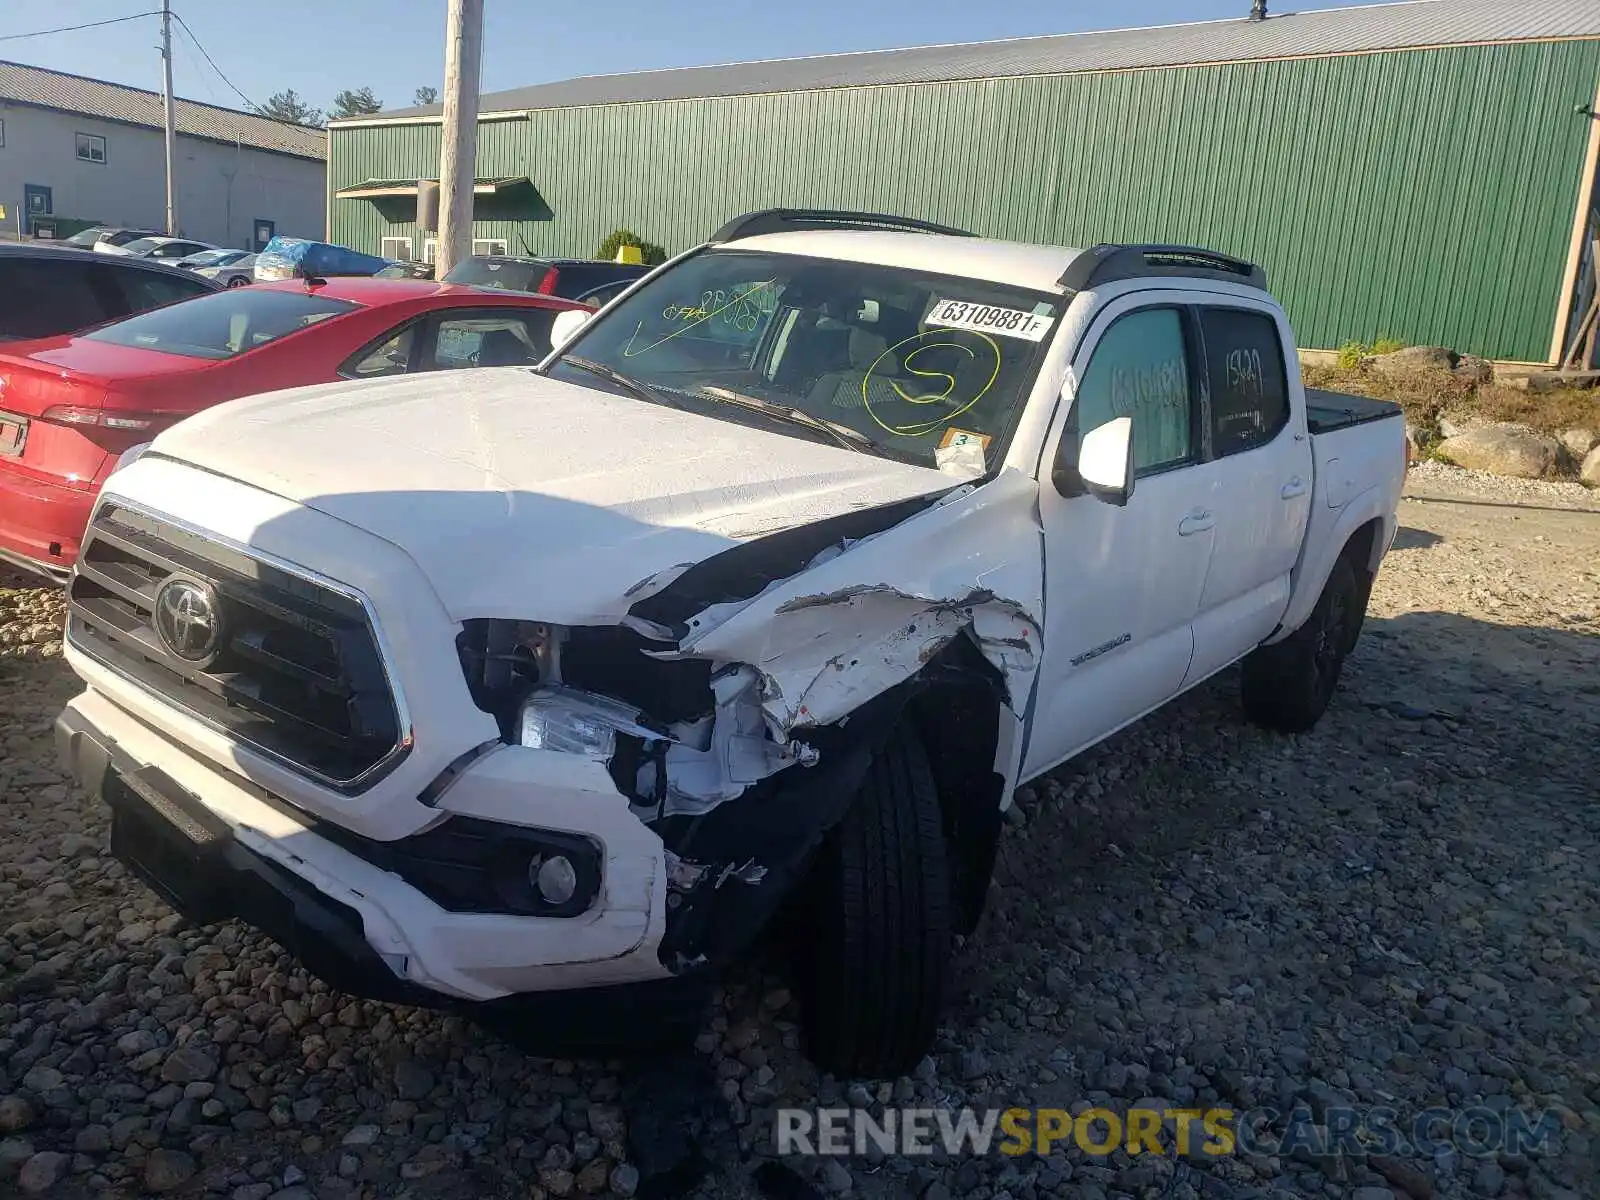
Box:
517;685;666;760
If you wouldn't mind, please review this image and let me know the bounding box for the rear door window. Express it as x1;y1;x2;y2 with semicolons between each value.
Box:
343;323;420;378
1198;307;1290;457
423;309;558;370
83;288;357;359
112;267;213;315
0;258;116;340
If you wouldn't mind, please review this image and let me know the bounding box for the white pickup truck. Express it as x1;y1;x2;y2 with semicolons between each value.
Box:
55;210;1406;1077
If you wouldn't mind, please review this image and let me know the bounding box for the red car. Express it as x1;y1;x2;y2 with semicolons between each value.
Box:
0;277;585;579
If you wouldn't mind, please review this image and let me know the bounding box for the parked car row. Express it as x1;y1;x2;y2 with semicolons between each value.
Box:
378;253;652;307
0;262;590;578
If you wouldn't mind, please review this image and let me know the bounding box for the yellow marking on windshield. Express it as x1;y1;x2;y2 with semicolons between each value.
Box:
622;279;779;358
862;330;1001;437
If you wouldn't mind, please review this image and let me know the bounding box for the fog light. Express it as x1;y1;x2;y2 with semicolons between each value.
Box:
532;854;578;906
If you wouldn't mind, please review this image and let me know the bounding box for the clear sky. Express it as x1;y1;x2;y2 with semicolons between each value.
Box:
4;0;1390;118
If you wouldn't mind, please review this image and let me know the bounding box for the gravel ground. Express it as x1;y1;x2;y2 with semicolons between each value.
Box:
0;466;1596;1200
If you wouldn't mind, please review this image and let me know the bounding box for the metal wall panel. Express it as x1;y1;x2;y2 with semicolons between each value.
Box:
331;40;1600;360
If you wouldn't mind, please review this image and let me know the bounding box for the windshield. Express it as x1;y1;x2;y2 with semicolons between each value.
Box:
544;249;1060;473
442;257;548;293
64;228;107;247
84;288;358;360
120;238;164;256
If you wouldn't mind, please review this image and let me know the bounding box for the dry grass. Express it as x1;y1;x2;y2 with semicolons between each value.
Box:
1304;363;1600;436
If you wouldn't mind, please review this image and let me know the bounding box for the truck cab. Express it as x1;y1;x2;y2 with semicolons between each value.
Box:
55;210;1406;1077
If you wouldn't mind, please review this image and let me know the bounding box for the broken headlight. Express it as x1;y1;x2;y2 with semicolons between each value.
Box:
517;686;667;760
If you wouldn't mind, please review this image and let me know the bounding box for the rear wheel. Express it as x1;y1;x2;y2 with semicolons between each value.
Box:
1241;552;1367;734
792;725;951;1078
226;276;249;288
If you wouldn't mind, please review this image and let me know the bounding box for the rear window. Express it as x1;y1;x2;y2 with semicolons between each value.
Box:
441;257;550;293
84;288;357;360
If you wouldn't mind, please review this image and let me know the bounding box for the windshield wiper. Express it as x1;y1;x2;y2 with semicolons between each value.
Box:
554;355;690;411
696;386;883;456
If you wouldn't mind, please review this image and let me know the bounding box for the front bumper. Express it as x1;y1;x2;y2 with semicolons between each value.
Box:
57;689;697;1049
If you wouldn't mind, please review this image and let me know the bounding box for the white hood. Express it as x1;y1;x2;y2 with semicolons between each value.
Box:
150;369;959;622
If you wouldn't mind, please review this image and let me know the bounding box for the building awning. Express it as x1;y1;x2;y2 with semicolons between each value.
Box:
335;176;530;200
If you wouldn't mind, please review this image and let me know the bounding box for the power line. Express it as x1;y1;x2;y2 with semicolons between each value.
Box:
0;11;160;42
170;10;259;113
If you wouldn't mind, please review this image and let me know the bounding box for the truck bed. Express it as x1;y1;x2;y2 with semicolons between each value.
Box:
1306;389;1404;435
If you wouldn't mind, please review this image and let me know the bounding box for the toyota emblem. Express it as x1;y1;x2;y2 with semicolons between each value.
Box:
153;577;222;662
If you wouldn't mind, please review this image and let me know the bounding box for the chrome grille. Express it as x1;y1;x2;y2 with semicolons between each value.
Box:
66;501;407;792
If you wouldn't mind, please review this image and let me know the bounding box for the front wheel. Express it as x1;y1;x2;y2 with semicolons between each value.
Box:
226;276;249;288
792;725;951;1078
1241;553;1367;734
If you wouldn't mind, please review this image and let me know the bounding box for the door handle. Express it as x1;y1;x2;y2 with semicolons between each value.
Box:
1281;477;1308;499
1178;510;1214;537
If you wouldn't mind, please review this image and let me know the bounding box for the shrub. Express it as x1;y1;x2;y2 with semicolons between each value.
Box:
596;229;668;266
1336;341;1369;370
1372;337;1408;355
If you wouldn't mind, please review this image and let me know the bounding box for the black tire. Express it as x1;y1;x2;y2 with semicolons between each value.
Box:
1241;553;1366;734
226;276;249;288
793;725;951;1078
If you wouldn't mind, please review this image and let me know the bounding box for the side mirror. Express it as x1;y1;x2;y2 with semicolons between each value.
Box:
550;309;590;350
1077;417;1135;507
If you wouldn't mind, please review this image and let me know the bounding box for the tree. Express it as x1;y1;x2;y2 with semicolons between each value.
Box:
597;229;668;266
414;86;439;106
331;87;384;120
255;89;325;128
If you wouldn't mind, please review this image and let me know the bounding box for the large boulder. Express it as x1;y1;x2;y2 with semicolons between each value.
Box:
1582;444;1600;488
1435;424;1561;479
1437;409;1485;439
1559;428;1600;460
1453;354;1494;385
1372;345;1456;374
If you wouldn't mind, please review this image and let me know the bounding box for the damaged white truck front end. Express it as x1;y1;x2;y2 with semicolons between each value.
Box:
55;214;1404;1077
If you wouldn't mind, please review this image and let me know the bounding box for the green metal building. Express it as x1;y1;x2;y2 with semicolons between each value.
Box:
327;0;1600;365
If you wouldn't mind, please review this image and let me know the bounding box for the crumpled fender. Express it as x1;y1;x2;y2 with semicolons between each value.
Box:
667;468;1045;735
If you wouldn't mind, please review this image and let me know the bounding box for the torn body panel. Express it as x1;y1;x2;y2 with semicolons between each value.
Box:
657;466;1044;743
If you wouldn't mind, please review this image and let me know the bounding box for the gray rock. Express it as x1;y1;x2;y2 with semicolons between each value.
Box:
1558;428;1600;461
1581;444;1600;488
161;1045;217;1085
1373;345;1456;374
820;1159;854;1194
0;1096;35;1133
394;1058;434;1100
233;1186;273;1200
143;1148;198;1193
1475;1162;1506;1196
1436;425;1561;480
17;1151;69;1193
0;1137;35;1176
341;1124;380;1147
74;1124;110;1155
610;1162;640;1197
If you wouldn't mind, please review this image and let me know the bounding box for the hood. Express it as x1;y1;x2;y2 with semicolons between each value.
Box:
149;369;961;622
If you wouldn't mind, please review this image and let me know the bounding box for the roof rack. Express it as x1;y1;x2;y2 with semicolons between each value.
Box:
1057;243;1268;293
709;208;976;243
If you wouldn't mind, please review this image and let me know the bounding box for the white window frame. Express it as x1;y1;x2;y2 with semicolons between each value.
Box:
380;236;413;261
472;238;509;256
75;132;107;164
422;238;438;265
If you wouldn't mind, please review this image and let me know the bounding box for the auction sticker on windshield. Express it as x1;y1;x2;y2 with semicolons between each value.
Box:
927;299;1054;342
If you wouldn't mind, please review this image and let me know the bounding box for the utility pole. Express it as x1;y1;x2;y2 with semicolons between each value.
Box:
160;0;177;235
436;0;484;278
